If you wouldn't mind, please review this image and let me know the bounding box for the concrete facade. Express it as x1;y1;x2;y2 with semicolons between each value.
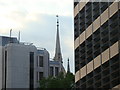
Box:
74;1;120;89
4;43;37;88
49;61;60;77
49;60;66;77
0;36;50;89
36;48;49;87
0;36;18;90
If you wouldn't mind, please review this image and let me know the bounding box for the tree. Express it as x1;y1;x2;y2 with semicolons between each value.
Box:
39;72;75;89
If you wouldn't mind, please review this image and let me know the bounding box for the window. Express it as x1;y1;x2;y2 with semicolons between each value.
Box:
55;67;59;76
36;72;39;82
30;52;34;89
39;56;43;67
39;72;44;80
5;51;7;89
37;56;39;67
50;67;54;76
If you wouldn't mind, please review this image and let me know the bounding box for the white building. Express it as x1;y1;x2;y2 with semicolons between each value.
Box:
0;36;50;89
0;36;18;89
4;43;37;89
36;48;49;87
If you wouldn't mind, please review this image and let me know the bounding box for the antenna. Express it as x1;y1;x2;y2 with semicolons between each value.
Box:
18;31;20;43
10;29;12;43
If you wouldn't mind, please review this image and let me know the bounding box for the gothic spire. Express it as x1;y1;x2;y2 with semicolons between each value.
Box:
67;58;70;73
53;15;62;63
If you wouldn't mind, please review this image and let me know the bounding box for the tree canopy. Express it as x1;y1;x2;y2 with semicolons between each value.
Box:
39;72;75;89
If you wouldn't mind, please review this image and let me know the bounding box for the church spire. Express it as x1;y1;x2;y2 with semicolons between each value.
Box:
53;15;62;63
67;58;70;73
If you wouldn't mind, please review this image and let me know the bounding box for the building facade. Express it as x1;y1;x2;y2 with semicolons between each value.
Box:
4;43;37;89
0;36;18;89
36;48;49;87
74;1;120;89
49;60;61;77
0;36;50;89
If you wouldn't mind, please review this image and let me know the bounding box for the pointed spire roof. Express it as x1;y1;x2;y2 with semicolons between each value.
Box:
53;15;62;63
67;58;70;73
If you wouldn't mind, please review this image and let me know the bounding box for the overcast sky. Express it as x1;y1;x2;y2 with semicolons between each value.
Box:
0;0;74;73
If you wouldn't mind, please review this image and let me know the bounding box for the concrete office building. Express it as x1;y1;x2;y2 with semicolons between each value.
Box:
4;43;37;89
36;48;49;87
0;36;50;89
74;0;120;89
0;36;18;89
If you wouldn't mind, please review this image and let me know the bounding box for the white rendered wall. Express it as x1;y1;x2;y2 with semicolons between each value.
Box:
43;50;49;78
5;43;37;88
36;49;49;87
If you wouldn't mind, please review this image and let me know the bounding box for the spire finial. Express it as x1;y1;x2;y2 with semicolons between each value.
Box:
56;15;59;27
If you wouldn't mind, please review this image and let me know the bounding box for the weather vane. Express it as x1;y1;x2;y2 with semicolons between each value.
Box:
56;15;58;17
56;15;59;25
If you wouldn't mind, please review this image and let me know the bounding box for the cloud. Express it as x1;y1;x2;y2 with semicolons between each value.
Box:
0;0;73;31
0;0;74;73
0;0;73;16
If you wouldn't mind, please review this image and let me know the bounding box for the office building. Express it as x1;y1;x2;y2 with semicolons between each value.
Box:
36;48;49;87
74;0;120;89
0;36;18;89
3;43;37;89
0;36;50;89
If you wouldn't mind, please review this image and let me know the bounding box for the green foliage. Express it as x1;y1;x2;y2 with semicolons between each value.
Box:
39;72;75;89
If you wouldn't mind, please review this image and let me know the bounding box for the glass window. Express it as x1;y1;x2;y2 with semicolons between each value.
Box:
55;67;59;76
36;72;39;82
50;67;54;76
39;72;44;80
30;52;34;89
39;56;43;67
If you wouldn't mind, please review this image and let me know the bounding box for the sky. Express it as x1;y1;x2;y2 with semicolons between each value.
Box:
0;0;74;73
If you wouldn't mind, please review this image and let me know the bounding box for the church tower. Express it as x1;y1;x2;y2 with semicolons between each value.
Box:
49;15;65;77
53;15;63;63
